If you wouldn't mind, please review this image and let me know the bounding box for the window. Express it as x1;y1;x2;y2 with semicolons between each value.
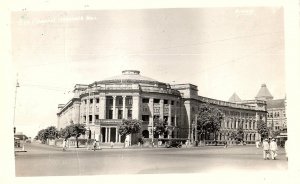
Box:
96;98;99;103
142;115;149;122
171;117;175;123
163;116;168;122
84;99;87;104
118;110;123;119
154;99;160;103
171;101;174;105
164;100;168;104
89;115;92;122
118;98;123;105
127;98;133;105
83;116;86;122
108;98;113;105
95;115;99;120
127;109;132;119
108;110;113;119
90;99;93;104
142;98;149;103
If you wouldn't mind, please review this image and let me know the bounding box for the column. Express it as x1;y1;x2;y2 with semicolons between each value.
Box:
105;127;108;143
149;98;154;139
92;97;95;124
115;127;118;143
132;94;140;119
159;99;164;120
168;102;171;125
99;94;106;119
122;96;126;119
112;96;117;119
108;128;111;142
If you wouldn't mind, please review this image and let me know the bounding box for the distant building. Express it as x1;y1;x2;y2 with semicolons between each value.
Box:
57;70;267;144
255;84;287;132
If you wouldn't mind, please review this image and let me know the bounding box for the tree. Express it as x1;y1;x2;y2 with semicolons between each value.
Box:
197;103;224;141
236;125;244;142
60;123;86;148
153;117;168;138
46;126;59;140
257;119;269;140
118;119;142;136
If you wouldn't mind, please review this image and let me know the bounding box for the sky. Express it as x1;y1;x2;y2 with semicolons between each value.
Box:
11;7;285;138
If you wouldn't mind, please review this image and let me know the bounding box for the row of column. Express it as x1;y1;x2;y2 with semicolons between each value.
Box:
82;95;134;124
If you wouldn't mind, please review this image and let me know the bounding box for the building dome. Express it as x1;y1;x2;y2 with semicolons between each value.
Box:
97;70;161;85
255;83;273;101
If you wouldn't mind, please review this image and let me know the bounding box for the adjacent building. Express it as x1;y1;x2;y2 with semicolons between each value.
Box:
255;84;287;132
57;70;268;144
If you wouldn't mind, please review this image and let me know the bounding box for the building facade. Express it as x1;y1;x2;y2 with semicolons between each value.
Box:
255;84;287;132
57;70;267;144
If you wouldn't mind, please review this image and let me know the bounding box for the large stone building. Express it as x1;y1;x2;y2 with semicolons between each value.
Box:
57;70;267;144
255;84;287;132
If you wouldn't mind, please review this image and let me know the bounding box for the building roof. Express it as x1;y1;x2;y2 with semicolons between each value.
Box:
99;70;160;84
255;84;273;100
228;93;242;103
267;99;285;109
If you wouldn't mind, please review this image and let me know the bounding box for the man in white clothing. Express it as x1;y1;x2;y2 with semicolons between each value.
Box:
262;138;270;160
270;138;278;160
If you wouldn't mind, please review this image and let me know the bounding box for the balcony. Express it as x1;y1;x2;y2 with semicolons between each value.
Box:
95;119;123;126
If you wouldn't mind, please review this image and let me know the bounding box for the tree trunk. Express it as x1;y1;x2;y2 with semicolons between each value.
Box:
76;137;79;148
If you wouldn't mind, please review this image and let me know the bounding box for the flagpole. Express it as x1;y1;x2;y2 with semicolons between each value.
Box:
13;73;20;129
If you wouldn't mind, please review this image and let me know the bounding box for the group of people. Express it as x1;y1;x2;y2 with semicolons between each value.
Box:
262;138;278;160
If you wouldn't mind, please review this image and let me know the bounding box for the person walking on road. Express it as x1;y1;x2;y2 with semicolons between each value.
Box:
262;138;270;160
270;138;278;160
93;139;97;151
62;139;67;151
256;140;260;149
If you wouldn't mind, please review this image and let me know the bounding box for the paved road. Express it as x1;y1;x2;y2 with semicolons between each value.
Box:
15;142;287;176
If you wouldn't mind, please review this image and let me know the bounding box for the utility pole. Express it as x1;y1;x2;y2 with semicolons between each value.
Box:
13;73;20;132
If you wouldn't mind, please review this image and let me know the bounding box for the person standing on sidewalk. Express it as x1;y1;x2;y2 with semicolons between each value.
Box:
256;140;260;149
262;138;270;160
270;138;278;160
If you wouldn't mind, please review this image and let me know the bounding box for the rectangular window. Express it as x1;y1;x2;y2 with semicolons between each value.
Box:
171;101;174;105
95;115;99;120
108;110;113;119
127;98;133;105
171;117;175;123
127;109;132;119
84;99;87;104
154;99;160;103
118;98;123;105
164;100;168;104
118;110;123;119
142;115;149;122
142;98;149;103
90;99;93;104
96;98;99;103
109;98;113;105
89;115;92;122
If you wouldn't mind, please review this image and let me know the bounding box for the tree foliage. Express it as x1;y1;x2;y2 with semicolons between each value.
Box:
236;124;244;141
59;123;86;148
35;126;59;144
257;119;269;139
118;119;142;136
197;103;224;140
153;117;168;137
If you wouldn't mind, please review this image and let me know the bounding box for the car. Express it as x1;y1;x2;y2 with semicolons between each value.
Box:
166;140;182;148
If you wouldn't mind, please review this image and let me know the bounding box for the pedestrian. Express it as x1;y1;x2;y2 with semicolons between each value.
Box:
285;139;288;160
224;141;228;148
62;139;67;151
93;139;97;151
270;138;278;160
256;140;260;149
110;141;114;148
262;138;270;160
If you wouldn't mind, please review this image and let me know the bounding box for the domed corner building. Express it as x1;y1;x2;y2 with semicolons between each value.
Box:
57;70;268;145
57;70;182;144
